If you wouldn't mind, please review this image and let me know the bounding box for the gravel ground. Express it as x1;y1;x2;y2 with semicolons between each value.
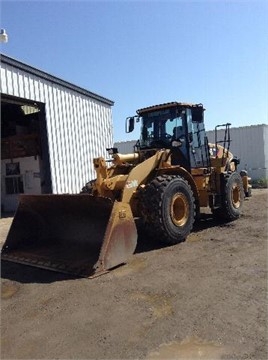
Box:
1;189;267;360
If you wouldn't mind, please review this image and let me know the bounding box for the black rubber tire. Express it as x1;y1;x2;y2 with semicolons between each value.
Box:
139;175;195;244
212;172;244;221
245;187;252;198
80;180;95;194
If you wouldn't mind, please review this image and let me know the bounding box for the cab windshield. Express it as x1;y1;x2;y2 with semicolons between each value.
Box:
139;108;185;148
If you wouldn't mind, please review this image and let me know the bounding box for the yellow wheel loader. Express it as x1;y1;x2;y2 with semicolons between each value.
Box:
1;102;251;278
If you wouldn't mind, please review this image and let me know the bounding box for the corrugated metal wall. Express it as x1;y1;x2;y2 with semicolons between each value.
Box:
206;125;267;180
114;125;267;181
114;140;137;154
1;58;114;193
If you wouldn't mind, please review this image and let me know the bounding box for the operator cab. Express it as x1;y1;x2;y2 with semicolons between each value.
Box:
126;102;210;170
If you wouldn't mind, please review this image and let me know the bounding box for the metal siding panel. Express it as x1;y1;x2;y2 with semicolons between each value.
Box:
17;70;25;98
29;76;35;99
207;125;266;180
77;96;86;190
83;100;92;183
231;127;262;178
65;91;76;192
58;87;69;193
0;67;7;93
81;100;90;185
45;83;58;193
51;86;63;192
69;92;78;192
91;102;99;157
88;101;96;181
114;140;137;154
11;69;19;96
1;64;38;101
60;89;72;193
58;88;70;193
78;97;86;188
23;74;30;99
6;68;14;95
56;89;65;192
1;62;114;193
80;96;90;187
38;79;45;103
71;94;80;192
71;93;81;192
84;101;92;182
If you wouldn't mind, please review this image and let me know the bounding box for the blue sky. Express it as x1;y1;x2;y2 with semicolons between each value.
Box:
1;0;268;142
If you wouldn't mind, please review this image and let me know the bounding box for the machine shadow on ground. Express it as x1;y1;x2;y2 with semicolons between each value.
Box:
1;212;234;284
1;260;76;284
135;213;233;254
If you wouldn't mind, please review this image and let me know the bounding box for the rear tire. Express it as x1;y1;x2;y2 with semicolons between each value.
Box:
139;175;195;244
212;172;244;221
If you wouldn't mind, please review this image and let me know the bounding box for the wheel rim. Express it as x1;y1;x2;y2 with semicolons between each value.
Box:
171;193;189;226
232;183;241;208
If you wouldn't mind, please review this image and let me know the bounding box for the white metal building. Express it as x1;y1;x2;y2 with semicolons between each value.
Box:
114;124;268;181
206;124;268;181
1;54;114;212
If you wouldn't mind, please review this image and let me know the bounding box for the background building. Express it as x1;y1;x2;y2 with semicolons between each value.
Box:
206;124;268;182
115;124;268;182
1;54;114;212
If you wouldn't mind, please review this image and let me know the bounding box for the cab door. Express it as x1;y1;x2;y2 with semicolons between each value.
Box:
187;108;210;169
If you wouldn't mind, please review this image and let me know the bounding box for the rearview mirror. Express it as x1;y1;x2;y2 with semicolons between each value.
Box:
192;107;204;123
126;117;135;133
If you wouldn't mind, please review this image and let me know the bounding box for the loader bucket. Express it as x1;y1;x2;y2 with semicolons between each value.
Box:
1;194;137;278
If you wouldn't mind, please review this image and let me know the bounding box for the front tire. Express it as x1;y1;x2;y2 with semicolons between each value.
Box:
139;175;195;244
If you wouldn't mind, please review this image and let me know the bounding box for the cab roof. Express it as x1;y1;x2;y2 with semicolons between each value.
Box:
136;102;204;115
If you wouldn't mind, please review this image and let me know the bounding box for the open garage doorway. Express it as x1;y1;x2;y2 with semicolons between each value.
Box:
1;95;52;213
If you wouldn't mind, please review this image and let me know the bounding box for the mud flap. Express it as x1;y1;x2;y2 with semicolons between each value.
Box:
1;195;137;277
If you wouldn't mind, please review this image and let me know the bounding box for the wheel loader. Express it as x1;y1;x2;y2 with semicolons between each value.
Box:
1;102;251;278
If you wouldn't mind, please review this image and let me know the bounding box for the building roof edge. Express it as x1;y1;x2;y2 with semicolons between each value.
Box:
0;53;114;106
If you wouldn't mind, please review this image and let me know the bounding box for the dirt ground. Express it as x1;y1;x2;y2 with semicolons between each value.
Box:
1;189;267;360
